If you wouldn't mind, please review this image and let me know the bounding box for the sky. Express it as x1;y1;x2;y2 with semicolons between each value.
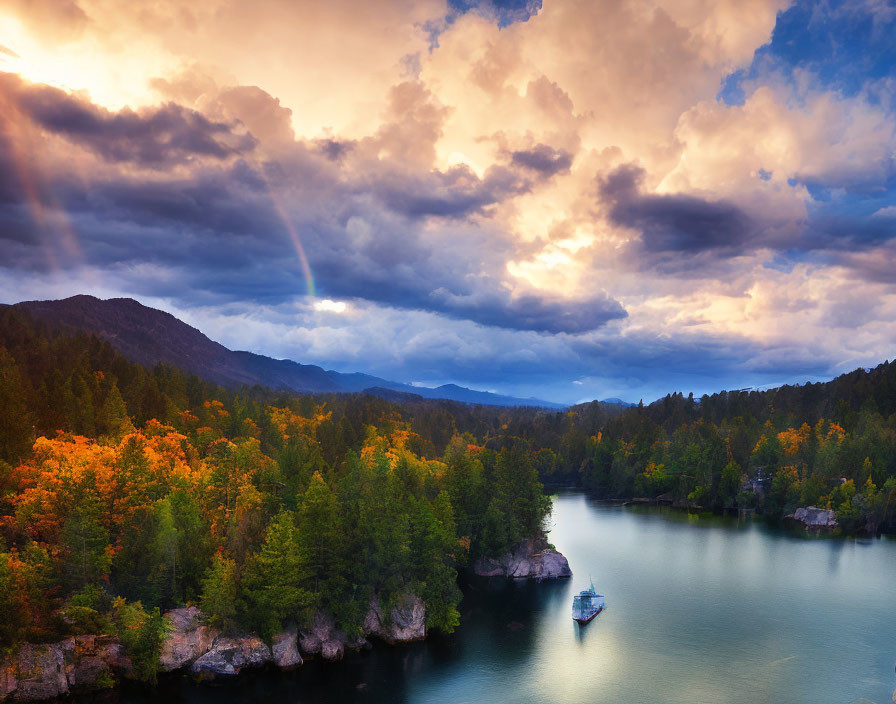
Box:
0;0;895;404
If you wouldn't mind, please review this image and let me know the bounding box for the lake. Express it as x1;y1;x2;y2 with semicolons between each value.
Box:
124;492;896;704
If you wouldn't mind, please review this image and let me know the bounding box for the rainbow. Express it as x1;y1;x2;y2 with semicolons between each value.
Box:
1;88;83;272
267;189;316;299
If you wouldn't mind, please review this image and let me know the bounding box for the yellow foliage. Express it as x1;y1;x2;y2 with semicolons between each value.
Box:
268;405;332;440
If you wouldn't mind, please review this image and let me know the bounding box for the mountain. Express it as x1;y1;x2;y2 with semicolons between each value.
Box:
400;383;565;408
14;295;341;393
10;295;565;409
600;397;635;407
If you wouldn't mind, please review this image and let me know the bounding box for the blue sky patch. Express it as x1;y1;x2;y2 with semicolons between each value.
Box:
720;0;896;105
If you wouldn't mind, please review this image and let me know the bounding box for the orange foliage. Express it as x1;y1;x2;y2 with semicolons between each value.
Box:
10;422;205;545
827;423;846;441
777;423;811;457
267;404;331;440
12;435;117;542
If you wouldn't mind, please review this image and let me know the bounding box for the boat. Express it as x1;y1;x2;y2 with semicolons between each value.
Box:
572;580;605;624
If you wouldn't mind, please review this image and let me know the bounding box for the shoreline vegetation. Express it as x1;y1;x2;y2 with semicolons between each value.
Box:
1;307;895;698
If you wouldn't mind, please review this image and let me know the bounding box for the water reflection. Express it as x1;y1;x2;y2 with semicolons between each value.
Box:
112;495;896;704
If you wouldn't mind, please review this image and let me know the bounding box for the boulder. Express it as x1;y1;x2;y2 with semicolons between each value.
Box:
298;611;332;656
66;637;110;689
190;635;271;678
787;507;838;530
298;612;360;661
271;627;302;669
9;641;70;701
473;537;572;579
320;639;344;661
94;637;132;675
0;634;136;701
363;594;426;644
159;607;219;671
65;654;107;691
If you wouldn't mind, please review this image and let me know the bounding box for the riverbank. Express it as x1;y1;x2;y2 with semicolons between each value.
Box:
563;485;896;537
0;596;426;701
0;538;570;702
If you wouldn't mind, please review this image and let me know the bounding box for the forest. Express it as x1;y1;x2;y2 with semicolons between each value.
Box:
548;373;896;534
1;306;896;677
0;309;549;676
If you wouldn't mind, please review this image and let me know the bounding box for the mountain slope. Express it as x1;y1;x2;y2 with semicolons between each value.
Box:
11;295;565;408
15;295;341;392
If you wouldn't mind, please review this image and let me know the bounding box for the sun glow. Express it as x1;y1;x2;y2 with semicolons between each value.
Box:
314;299;347;313
0;14;168;110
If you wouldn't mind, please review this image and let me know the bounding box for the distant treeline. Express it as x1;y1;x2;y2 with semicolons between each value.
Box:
547;369;896;533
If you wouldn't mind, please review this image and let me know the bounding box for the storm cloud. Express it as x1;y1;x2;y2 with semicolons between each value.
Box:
3;0;896;403
0;72;624;335
0;72;256;167
599;164;755;255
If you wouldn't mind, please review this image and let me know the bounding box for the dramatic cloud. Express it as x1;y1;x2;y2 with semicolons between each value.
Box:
600;164;755;255
511;144;573;177
0;73;255;167
0;70;622;335
2;0;896;402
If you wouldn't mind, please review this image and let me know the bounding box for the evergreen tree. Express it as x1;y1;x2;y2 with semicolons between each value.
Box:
62;489;111;592
200;553;239;631
242;510;312;637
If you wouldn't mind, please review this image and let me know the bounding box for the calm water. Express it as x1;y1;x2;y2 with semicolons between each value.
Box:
124;493;896;704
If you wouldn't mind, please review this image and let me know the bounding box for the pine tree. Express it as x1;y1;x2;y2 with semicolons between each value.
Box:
200;552;239;631
242;510;311;637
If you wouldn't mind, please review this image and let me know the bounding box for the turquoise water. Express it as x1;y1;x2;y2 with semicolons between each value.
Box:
127;493;896;703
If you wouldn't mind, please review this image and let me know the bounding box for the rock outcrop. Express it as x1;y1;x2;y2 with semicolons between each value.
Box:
787;506;838;530
363;594;426;644
190;636;271;678
472;537;572;579
159;607;304;677
298;612;367;662
271;627;302;669
159;607;219;671
0;635;129;702
0;598;430;698
298;597;427;660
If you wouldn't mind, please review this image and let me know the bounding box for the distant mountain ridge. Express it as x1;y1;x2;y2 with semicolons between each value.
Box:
9;295;567;409
600;397;635;407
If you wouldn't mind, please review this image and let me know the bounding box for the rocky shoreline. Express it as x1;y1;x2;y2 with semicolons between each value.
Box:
0;540;570;702
0;594;427;702
784;506;839;531
472;537;572;579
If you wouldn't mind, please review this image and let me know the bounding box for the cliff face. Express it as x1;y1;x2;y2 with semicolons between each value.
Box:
159;606;219;671
0;596;430;700
363;594;427;644
0;635;130;702
472;537;572;579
